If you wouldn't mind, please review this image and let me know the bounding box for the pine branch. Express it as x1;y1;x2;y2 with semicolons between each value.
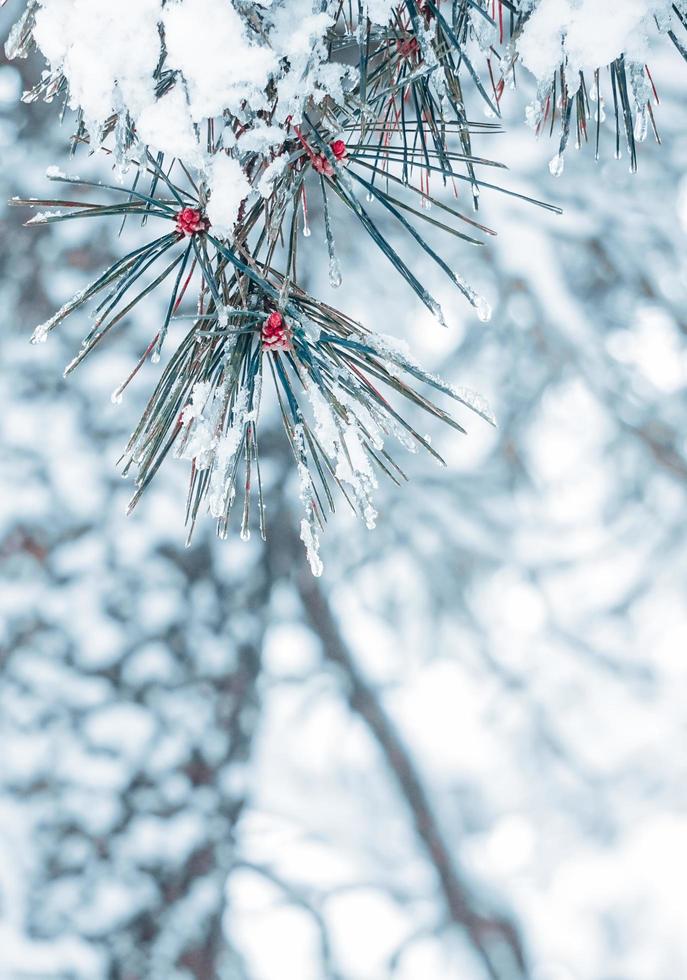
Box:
6;0;685;566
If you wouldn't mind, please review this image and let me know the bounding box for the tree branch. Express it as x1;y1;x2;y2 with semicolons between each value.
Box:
292;561;529;980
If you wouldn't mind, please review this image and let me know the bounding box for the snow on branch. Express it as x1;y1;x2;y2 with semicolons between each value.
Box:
5;0;686;569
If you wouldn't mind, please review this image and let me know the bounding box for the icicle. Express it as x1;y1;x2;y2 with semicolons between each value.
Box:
301;186;311;237
634;108;648;143
294;426;324;577
278;277;291;309
475;295;492;323
31;322;50;344
300;517;323;576
549;152;565;177
453;273;492;322
427;296;447;328
328;256;342;287
268;197;287;241
629;63;651;143
4;3;36;61
321;178;342;288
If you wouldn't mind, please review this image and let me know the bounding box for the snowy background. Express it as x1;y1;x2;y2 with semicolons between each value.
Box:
2;5;687;979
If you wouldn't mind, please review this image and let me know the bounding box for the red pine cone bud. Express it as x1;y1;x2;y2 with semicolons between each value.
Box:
312;153;335;177
261;311;292;352
312;140;347;177
175;207;209;237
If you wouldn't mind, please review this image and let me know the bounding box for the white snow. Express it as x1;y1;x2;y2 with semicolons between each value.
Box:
32;0;162;135
206;155;251;238
135;85;204;167
517;0;671;84
162;0;277;121
15;0;684;252
257;153;289;199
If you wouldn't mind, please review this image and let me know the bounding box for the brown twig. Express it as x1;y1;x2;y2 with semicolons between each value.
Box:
292;558;529;979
